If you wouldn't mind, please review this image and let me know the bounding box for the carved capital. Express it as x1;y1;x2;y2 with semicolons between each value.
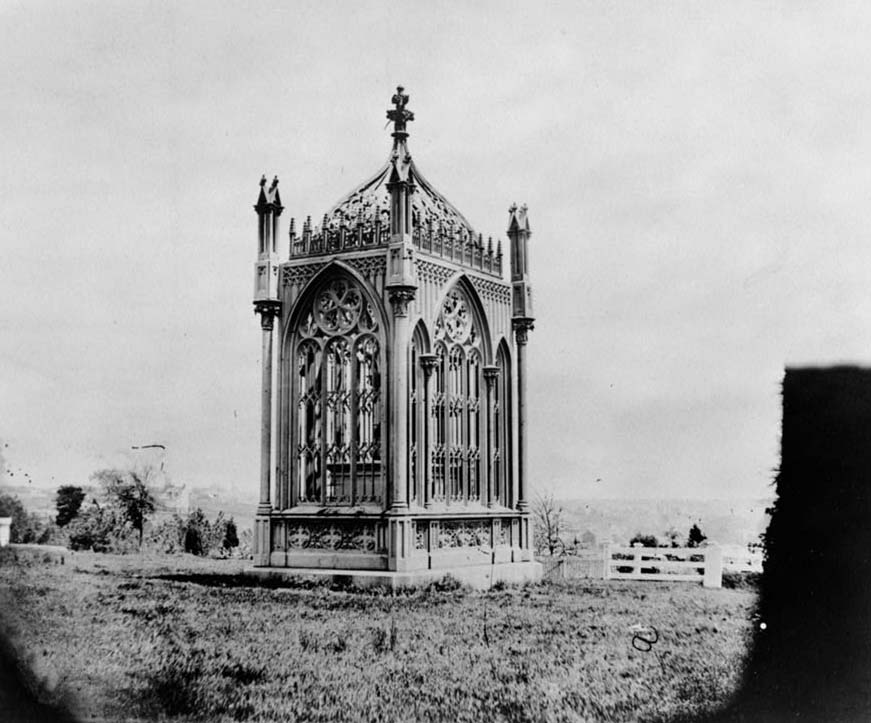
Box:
388;286;416;317
483;365;500;388
512;317;535;345
420;353;439;378
254;300;281;330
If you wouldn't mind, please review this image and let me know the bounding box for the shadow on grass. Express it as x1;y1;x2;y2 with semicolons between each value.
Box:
148;572;329;590
147;571;473;597
0;633;78;723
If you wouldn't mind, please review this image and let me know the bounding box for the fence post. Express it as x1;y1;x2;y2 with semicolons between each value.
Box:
632;543;642;575
601;542;611;580
704;546;723;588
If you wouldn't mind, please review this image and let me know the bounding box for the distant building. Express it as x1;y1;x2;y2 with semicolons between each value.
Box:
249;87;540;586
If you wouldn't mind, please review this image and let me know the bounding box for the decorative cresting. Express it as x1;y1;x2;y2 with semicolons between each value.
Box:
286;87;503;278
292;276;385;506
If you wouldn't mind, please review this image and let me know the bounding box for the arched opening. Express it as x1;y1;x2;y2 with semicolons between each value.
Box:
408;320;429;505
495;339;513;507
289;272;385;506
429;283;486;504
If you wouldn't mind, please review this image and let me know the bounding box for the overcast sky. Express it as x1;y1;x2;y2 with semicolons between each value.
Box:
2;1;869;501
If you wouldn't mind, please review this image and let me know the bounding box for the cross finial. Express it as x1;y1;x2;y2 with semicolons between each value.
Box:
386;85;414;139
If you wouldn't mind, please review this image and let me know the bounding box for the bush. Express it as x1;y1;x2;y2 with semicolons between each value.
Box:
629;533;658;548
223;518;239;551
686;524;706;548
145;515;186;554
0;493;51;544
66;502;118;552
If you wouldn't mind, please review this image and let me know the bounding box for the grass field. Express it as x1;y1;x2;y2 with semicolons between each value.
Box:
0;548;756;722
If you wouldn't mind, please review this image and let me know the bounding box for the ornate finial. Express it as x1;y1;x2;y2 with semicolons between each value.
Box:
386;85;414;140
509;202;517;214
270;175;279;190
260;174;267;187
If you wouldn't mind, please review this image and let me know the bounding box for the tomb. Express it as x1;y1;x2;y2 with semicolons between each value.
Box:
250;87;540;587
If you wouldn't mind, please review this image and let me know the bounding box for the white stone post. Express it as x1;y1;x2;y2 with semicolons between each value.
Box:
601;542;612;580
704;545;723;588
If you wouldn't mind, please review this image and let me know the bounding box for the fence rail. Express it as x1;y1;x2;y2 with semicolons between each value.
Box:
541;544;723;588
604;544;722;588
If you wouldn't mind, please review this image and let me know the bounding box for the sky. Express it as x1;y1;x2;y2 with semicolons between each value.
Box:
2;1;870;501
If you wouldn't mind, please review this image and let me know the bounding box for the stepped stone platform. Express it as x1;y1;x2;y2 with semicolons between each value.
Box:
244;561;542;591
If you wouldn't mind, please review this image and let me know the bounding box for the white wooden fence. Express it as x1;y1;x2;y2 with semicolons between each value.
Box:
603;544;722;588
541;544;723;588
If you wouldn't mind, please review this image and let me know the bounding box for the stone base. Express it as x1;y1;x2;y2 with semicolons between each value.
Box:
243;560;542;591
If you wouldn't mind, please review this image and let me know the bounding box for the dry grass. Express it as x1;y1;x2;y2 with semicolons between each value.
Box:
0;547;756;722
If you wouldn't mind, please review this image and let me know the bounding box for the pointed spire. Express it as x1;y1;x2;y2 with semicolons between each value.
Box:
507;202;530;234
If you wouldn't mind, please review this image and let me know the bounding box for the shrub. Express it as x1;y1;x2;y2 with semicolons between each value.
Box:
223;518;239;551
145;515;186;554
629;533;658;547
686;524;706;548
66;502;117;552
0;493;50;544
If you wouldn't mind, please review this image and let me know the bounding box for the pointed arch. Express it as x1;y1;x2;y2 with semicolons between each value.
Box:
407;320;430;505
411;318;431;353
283;260;387;508
283;259;388;348
422;277;492;505
433;274;492;364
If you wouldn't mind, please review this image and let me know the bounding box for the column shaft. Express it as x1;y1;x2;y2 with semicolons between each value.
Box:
513;321;533;512
388;289;415;510
258;313;275;513
420;354;438;509
483;366;499;508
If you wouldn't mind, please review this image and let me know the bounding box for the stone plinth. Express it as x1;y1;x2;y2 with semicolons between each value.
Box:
244;560;542;591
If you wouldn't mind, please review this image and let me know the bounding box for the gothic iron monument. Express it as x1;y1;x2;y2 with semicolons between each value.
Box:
251;87;539;587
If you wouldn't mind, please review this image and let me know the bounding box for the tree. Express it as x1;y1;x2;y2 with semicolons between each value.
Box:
93;467;156;549
66;500;116;552
687;523;707;548
55;485;86;527
223;517;239;551
629;532;658;548
183;508;209;556
532;491;565;556
664;526;681;548
0;493;48;543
